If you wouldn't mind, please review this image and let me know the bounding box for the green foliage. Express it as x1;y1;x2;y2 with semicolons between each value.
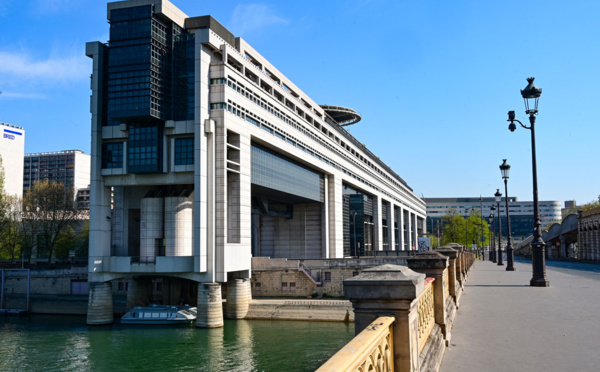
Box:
440;208;489;247
22;180;83;263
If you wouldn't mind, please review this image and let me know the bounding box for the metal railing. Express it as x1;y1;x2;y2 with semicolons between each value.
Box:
316;316;394;372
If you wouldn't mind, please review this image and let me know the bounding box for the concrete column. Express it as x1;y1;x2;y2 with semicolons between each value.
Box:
328;174;344;258
412;213;418;250
399;207;405;250
435;246;459;307
407;211;412;251
126;277;152;309
87;282;113;325
374;195;382;252
225;278;252;319
344;265;425;372
196;282;224;328
407;251;452;341
140;196;164;262
390;204;396;250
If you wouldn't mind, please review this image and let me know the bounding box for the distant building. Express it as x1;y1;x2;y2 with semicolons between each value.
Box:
76;186;91;209
424;197;562;242
23;150;91;198
0;122;25;198
562;200;576;217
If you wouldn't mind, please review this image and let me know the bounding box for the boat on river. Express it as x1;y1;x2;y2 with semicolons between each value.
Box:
121;305;197;325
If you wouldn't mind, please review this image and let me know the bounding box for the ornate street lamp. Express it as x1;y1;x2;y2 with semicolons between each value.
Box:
500;159;515;271
495;189;504;266
490;206;496;262
479;196;484;260
488;213;494;262
507;77;549;286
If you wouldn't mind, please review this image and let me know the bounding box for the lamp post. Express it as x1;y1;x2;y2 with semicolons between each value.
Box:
488;213;494;262
500;159;515;271
479;196;484;260
490;206;496;262
495;189;504;266
507;77;549;286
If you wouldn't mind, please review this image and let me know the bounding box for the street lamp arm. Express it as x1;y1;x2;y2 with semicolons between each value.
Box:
507;118;531;130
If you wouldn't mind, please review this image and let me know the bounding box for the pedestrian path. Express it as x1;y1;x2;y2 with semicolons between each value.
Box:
440;260;600;372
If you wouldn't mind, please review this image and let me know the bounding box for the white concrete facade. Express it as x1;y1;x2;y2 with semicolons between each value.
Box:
86;0;426;287
0;122;25;199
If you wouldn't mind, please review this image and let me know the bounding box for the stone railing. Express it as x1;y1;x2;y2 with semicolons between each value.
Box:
417;277;435;354
316;316;394;372
318;243;475;372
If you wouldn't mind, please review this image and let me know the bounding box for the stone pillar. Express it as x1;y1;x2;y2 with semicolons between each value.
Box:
407;251;453;341
87;282;113;325
436;246;459;307
344;265;425;372
225;278;252;319
196;283;224;328
126;277;152;309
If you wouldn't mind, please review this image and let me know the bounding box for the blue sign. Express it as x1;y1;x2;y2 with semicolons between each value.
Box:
3;129;22;140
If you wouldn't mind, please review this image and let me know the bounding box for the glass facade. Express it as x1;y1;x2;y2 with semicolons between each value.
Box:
174;137;194;165
251;143;324;203
127;123;162;173
102;142;124;169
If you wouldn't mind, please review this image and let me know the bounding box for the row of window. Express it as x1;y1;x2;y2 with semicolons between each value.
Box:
220;58;415;200
101;137;193;169
216;75;417;209
217;93;413;210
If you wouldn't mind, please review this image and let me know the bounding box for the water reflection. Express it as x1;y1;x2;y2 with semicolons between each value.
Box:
0;315;353;372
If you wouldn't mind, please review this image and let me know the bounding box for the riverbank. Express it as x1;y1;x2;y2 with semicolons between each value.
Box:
2;295;354;322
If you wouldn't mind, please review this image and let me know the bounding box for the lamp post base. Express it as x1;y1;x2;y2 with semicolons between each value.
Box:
530;278;550;287
506;266;515;271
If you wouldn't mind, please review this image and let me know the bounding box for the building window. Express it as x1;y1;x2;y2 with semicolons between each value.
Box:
255;282;261;292
101;142;124;168
281;282;288;291
324;272;331;282
174;137;194;165
353;271;359;277
128;123;162;173
290;282;296;292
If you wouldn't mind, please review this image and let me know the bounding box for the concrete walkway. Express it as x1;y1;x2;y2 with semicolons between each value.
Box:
440;259;600;372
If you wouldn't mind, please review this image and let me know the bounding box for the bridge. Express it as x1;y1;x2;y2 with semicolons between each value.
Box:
317;245;600;371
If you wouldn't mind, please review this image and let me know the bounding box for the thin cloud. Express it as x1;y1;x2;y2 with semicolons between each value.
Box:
33;0;79;14
230;4;288;36
0;51;89;83
0;91;47;99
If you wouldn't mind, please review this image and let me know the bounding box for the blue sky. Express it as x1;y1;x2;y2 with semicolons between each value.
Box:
1;0;598;205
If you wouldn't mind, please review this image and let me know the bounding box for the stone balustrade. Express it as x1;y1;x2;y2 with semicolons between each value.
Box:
316;316;394;372
317;243;476;372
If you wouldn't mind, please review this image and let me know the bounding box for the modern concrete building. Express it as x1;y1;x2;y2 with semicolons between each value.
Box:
424;197;562;241
23;150;91;197
0;122;25;198
86;0;426;325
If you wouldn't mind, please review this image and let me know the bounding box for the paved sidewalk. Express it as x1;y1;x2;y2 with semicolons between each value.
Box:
440;260;600;372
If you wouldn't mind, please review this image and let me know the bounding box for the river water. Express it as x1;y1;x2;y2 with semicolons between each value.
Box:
0;315;354;372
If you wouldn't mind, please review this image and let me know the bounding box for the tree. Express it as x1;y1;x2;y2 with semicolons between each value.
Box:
440;208;489;247
440;209;466;245
0;195;24;263
22;180;83;263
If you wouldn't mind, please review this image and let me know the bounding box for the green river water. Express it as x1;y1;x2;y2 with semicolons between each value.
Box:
0;315;354;372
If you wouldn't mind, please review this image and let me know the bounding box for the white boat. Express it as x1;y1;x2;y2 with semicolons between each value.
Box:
121;305;197;325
